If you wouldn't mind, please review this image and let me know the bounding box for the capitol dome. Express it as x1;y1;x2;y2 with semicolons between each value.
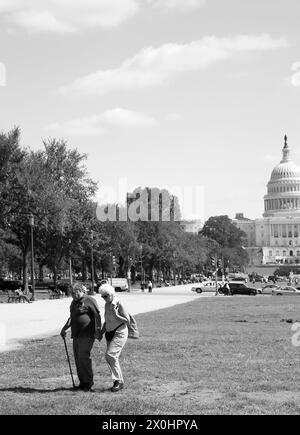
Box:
264;136;300;217
270;161;300;180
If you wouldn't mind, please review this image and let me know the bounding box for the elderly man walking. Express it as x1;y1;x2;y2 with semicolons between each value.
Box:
60;282;102;392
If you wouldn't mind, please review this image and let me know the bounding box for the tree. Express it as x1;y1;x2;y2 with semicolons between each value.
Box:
98;220;139;278
200;215;246;248
0;127;25;226
3;148;55;290
221;246;249;271
0;231;22;278
97;187;184;282
1;133;98;290
37;139;98;288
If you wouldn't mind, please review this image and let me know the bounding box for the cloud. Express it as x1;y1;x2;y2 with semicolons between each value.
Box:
146;0;206;12
101;108;156;126
58;34;288;97
0;0;139;33
0;0;207;33
8;10;75;33
291;62;300;87
0;0;19;13
46;108;156;136
226;71;249;80
166;112;184;122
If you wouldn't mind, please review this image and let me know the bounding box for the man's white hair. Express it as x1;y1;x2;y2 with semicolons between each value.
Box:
100;283;115;296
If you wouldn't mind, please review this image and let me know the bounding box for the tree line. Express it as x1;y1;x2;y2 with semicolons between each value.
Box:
0;127;248;290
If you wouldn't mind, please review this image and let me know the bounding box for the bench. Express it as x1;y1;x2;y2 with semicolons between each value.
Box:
7;291;21;303
7;290;32;303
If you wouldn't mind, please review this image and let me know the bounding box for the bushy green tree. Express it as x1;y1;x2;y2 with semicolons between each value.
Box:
200;215;246;248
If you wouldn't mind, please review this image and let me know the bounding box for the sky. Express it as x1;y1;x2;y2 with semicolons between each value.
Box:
1;0;300;222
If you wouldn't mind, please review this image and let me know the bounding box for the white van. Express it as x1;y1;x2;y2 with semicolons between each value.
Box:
109;278;129;292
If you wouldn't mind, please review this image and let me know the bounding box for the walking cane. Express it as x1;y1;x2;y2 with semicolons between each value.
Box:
62;336;75;388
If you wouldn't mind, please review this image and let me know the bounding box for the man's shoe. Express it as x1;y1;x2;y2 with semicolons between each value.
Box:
72;384;84;390
82;386;95;392
111;381;124;392
73;383;94;392
81;383;95;392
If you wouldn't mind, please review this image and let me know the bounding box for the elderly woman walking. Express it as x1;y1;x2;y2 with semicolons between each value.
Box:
99;283;130;392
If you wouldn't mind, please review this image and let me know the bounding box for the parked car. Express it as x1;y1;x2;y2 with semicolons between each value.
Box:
261;284;280;295
191;281;222;293
272;286;300;296
219;281;258;296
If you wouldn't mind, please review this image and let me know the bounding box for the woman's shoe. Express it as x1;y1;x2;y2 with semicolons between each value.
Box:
111;381;124;392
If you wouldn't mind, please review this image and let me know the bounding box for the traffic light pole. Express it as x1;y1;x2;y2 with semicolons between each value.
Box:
90;231;94;295
211;255;219;296
91;243;94;295
215;255;218;296
111;255;116;285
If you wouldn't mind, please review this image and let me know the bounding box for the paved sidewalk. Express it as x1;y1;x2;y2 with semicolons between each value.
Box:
0;285;204;352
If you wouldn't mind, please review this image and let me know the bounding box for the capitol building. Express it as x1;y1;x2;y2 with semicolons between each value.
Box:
234;136;300;266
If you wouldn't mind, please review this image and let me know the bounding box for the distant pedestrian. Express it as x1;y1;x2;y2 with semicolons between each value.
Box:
60;282;102;392
147;280;153;293
224;281;231;296
215;283;220;296
99;284;130;392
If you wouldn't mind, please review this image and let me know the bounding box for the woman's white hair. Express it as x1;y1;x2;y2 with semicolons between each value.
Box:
99;283;115;297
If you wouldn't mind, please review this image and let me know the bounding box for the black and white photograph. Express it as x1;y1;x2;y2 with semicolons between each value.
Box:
0;0;300;419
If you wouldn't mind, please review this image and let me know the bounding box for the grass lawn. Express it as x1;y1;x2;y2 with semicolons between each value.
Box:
1;295;300;415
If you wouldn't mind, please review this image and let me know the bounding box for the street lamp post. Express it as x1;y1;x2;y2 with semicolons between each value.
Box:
110;255;113;285
173;252;177;286
29;213;35;301
90;230;95;295
140;245;144;291
127;256;131;292
225;259;230;278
